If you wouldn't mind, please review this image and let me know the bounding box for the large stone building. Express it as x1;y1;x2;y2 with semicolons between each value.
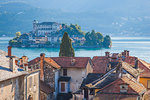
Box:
0;47;40;100
28;53;61;100
32;20;62;36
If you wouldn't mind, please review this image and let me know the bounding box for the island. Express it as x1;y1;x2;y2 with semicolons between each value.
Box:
9;20;112;48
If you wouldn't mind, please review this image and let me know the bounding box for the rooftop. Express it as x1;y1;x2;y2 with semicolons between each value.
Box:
0;50;28;82
80;73;103;88
51;57;91;68
37;22;59;25
92;56;108;73
28;57;60;69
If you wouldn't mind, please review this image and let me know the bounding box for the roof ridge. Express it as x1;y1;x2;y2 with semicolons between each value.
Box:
86;67;117;88
139;59;150;70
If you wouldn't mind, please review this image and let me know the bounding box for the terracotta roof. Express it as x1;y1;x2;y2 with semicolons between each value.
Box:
92;56;108;73
138;59;150;78
121;76;146;94
40;80;54;94
124;56;137;66
96;75;146;95
122;62;139;78
28;57;40;66
45;58;60;69
51;57;91;68
28;57;60;69
139;59;150;70
124;56;150;78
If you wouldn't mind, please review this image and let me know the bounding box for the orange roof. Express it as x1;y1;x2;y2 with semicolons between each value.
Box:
45;58;60;69
28;57;60;69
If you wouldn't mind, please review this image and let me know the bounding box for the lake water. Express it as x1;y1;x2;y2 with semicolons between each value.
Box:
0;37;150;63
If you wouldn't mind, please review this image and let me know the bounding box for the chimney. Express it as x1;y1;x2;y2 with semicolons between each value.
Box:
40;53;45;81
134;57;139;69
9;56;16;72
19;58;23;66
8;46;12;57
22;56;28;71
105;52;110;57
124;50;129;57
127;50;129;56
22;56;28;64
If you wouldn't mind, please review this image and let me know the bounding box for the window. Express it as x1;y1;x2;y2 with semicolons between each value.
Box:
120;84;128;93
61;82;65;92
63;69;67;76
147;80;150;88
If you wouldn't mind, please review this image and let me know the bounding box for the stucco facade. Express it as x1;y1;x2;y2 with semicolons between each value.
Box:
26;71;40;100
0;75;25;100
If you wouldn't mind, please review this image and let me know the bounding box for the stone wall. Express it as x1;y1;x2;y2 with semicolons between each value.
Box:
0;76;25;100
44;62;55;88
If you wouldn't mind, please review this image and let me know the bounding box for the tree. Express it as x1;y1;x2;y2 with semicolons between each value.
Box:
59;32;75;57
16;32;21;37
96;32;104;42
103;35;112;48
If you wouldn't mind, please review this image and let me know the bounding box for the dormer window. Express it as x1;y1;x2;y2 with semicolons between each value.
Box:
120;84;128;93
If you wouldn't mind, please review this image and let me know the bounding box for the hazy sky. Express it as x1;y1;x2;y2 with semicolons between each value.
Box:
1;0;150;13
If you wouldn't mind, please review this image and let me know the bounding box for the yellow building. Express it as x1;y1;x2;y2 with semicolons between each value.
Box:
138;59;150;89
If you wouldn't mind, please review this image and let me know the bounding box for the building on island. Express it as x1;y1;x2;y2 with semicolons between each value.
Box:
32;20;62;37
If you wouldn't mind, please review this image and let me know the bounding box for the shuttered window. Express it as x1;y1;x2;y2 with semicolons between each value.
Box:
61;82;65;92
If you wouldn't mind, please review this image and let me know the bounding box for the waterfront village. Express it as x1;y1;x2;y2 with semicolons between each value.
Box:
1;46;150;100
9;20;112;48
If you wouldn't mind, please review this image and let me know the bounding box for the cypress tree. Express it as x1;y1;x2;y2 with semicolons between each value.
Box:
59;32;75;57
